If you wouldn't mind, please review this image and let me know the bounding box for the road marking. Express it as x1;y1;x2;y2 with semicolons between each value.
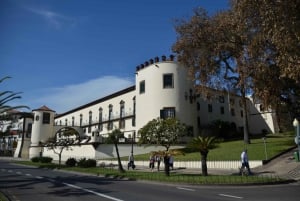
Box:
176;187;195;192
16;171;22;175
219;194;243;199
36;176;44;179
62;182;124;201
25;174;32;177
8;170;13;173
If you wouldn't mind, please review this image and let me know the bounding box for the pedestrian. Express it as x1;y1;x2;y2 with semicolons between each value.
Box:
149;154;155;171
169;154;174;170
156;155;161;171
240;149;252;175
128;154;135;170
164;154;170;176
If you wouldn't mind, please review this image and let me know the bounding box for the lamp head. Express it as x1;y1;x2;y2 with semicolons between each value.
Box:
293;118;299;127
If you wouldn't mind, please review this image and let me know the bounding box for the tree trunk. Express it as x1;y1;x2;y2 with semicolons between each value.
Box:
201;152;208;176
164;155;170;176
18;118;26;158
241;88;250;144
115;143;125;173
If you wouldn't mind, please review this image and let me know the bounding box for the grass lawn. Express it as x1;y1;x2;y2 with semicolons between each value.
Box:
132;133;296;161
13;132;296;185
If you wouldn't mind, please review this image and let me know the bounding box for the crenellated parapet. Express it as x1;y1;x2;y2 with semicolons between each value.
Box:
135;54;176;72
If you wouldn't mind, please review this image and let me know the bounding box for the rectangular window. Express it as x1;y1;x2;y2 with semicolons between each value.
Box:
208;104;213;113
139;80;145;94
219;96;225;103
220;106;225;114
160;107;175;119
163;73;174;88
119;119;125;129
231;108;235;116
42;112;50;124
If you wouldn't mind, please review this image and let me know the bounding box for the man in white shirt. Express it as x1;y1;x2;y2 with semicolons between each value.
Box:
240;149;252;175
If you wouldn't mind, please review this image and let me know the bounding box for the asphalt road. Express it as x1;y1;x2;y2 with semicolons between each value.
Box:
1;160;299;201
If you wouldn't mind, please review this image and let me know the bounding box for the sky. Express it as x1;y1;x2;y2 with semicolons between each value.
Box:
1;0;229;114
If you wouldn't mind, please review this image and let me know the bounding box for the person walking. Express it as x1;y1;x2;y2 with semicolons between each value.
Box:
128;154;135;170
149;154;155;171
240;149;252;175
169;154;174;170
156;154;161;171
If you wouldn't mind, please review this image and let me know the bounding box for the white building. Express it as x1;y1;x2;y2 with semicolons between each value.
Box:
4;55;278;160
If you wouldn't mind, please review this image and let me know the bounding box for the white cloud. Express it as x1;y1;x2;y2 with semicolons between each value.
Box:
29;76;134;113
25;6;76;29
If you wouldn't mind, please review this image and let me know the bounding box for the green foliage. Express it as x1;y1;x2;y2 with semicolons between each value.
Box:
106;129;124;144
77;158;96;168
31;157;40;163
0;76;30;114
65;158;77;167
31;156;53;163
189;136;218;155
138;118;187;151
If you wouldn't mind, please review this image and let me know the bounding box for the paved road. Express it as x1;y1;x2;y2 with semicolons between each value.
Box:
1;160;300;201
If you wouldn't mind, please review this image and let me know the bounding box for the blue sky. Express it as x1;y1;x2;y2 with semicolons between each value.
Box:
1;0;229;114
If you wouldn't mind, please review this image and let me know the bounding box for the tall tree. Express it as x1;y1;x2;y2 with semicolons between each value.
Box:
0;76;29;114
231;0;300;119
188;136;217;176
173;8;253;143
106;129;125;173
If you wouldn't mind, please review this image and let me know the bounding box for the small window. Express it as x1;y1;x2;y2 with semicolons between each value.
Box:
240;110;244;118
197;102;200;111
219;96;225;103
163;73;174;88
139;80;145;94
220;106;225;114
231;108;235;116
42;112;50;124
208;104;213;113
160;107;175;119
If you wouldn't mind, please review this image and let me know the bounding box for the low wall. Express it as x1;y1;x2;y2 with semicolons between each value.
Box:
98;160;263;169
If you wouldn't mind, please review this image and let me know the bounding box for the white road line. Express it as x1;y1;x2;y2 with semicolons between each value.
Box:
219;194;243;199
25;174;32;177
8;170;13;173
176;187;196;192
16;171;22;175
62;182;124;201
36;176;44;179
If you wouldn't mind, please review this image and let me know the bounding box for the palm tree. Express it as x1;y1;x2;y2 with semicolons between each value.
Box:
189;136;217;176
0;76;29;114
107;129;125;173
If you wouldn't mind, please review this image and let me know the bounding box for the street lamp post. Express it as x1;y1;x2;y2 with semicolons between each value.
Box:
262;137;268;160
293;118;300;162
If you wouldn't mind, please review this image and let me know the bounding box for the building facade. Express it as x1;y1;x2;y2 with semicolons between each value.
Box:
2;55;278;159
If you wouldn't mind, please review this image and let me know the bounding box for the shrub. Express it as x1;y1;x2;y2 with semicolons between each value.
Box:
77;158;87;167
66;158;77;167
39;156;53;163
31;156;53;163
31;157;40;163
85;159;96;167
77;158;97;168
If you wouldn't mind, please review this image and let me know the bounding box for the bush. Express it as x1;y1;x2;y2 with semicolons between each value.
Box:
66;158;77;167
31;156;53;163
77;158;97;168
39;157;53;163
31;157;40;163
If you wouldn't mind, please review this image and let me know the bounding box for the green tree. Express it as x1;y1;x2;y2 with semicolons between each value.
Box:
138;118;187;176
44;127;80;166
188;136;217;176
172;8;253;144
106;129;125;173
138;118;187;151
0;76;29;114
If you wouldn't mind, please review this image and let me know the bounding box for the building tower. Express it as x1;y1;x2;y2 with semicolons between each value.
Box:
29;105;55;158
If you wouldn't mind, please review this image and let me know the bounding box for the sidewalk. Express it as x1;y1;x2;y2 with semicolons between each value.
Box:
129;148;300;181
